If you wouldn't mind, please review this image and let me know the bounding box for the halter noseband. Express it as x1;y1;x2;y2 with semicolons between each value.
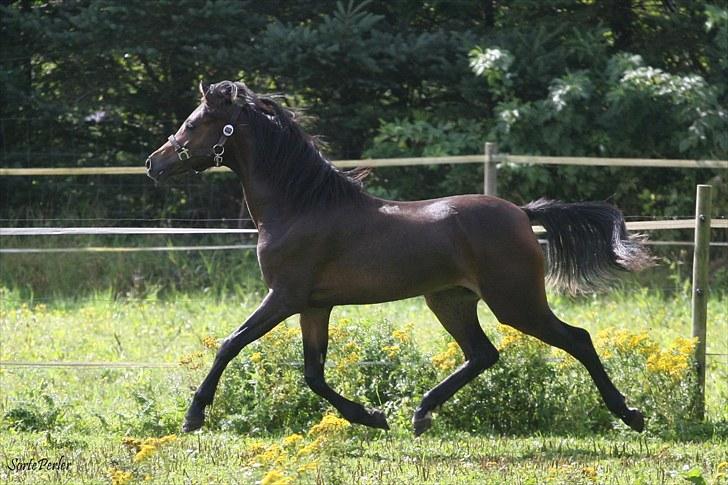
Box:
168;103;243;167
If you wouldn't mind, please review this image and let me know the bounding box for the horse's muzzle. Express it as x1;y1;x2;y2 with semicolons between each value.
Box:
145;156;166;181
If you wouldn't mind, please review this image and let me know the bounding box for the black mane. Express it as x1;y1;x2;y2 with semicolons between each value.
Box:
227;82;367;210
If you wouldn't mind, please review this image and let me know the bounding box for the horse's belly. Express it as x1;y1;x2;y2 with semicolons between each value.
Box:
309;248;466;306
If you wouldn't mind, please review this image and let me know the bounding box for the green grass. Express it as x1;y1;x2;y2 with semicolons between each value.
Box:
1;289;727;484
1;430;726;484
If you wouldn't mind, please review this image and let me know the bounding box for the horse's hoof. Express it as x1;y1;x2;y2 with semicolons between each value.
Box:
412;411;432;437
623;408;645;433
366;409;390;430
182;406;205;433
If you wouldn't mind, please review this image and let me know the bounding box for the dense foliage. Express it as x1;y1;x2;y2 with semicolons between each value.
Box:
2;0;727;220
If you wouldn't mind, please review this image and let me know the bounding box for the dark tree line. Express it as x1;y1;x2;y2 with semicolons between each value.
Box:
1;0;726;220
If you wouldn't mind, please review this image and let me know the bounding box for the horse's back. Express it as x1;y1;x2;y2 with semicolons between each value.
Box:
306;194;542;306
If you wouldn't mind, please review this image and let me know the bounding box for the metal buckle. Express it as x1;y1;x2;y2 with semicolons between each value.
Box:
222;124;234;137
178;147;191;161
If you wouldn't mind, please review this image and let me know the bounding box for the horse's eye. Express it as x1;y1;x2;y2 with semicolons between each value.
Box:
185;121;195;130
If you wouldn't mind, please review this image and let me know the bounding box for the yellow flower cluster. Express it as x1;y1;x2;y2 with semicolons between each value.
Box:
582;465;598;482
329;323;351;343
179;351;204;369
337;342;360;368
108;467;132;485
297;437;324;456
432;342;461;371
717;461;728;480
261;469;293;485
646;337;697;380
382;344;401;358
282;433;303;447
201;335;219;350
250;351;263;363
498;324;526;350
309;413;351;437
391;323;414;343
595;328;697;381
123;434;177;463
246;416;343;485
257;444;285;466
596;328;657;358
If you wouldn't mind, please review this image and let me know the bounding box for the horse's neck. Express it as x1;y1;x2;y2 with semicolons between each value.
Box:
227;148;288;228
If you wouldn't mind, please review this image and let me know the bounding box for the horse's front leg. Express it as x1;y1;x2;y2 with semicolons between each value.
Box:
183;290;295;432
300;307;389;430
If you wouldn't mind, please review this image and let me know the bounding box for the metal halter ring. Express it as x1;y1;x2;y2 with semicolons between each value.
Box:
222;124;234;137
212;144;225;167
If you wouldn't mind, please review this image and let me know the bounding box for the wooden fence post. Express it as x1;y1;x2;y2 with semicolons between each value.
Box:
484;142;498;196
691;184;712;421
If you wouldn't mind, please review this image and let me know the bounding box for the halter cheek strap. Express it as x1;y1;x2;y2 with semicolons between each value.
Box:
168;103;243;167
211;103;243;167
212;123;235;167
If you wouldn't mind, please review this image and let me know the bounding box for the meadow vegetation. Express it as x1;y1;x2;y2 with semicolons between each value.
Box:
1;282;726;484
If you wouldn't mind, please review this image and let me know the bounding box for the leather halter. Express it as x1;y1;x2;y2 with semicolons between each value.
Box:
168;103;243;167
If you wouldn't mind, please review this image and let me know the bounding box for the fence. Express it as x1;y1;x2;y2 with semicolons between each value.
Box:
1;150;726;418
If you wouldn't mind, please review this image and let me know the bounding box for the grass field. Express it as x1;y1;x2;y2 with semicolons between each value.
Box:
1;288;727;484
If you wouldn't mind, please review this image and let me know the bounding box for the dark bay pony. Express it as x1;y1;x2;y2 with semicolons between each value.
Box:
146;81;652;436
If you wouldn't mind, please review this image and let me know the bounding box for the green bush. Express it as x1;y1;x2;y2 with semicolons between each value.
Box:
183;318;700;437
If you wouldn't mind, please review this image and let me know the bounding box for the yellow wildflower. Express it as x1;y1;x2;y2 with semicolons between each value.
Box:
717;461;728;480
261;469;293;485
329;324;350;340
257;444;285;465
674;336;698;356
596;328;658;357
646;336;697;380
498;324;525;350
582;466;598;482
432;342;461;371
250;352;263;363
125;435;176;462
109;468;133;485
309;414;350;437
179;351;204;369
122;436;142;450
297;437;324;456
201;335;219;349
282;433;304;447
382;344;400;358
134;444;157;462
246;439;267;456
392;329;410;343
337;348;360;368
158;434;177;444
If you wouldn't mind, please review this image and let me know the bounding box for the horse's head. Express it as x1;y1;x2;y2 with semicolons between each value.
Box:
145;81;246;181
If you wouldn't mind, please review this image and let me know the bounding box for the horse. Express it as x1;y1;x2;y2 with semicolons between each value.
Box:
145;80;653;436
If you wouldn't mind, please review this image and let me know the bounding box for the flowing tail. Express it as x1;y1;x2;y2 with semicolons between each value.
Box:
521;199;654;294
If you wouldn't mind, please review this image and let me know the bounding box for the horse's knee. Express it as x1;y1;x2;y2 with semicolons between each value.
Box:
570;326;593;346
474;348;499;370
215;339;237;362
304;374;327;394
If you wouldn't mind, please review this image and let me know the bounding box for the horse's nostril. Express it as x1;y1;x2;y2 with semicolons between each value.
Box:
145;157;152;171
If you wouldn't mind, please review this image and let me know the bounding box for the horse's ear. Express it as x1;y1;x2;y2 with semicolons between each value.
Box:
199;81;211;100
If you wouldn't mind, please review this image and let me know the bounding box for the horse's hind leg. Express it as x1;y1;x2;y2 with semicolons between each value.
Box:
479;244;644;432
300;307;389;430
414;287;499;436
520;312;644;431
